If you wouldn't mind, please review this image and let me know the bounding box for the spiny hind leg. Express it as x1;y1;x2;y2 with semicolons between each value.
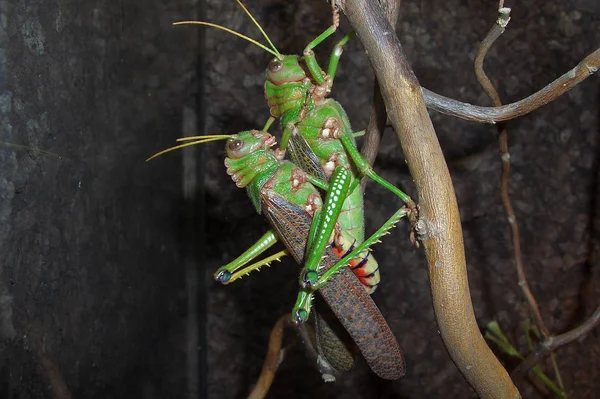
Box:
293;207;409;322
333;131;416;211
298;166;351;290
315;206;407;289
214;230;280;284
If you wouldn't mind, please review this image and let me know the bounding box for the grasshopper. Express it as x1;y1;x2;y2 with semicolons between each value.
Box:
149;130;406;379
174;1;417;321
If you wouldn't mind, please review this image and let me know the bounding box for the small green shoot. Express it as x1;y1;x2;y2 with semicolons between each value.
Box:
485;320;567;399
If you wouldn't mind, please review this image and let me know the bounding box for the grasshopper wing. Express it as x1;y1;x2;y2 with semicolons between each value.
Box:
288;129;328;182
261;190;406;380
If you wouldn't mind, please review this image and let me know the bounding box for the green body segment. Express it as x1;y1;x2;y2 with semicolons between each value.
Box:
259;162;322;212
334;230;379;294
291;99;365;243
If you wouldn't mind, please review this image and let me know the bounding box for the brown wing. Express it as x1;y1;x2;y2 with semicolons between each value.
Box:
315;306;355;375
288;129;328;182
261;190;405;379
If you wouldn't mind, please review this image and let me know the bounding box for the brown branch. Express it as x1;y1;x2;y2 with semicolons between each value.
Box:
423;47;600;123
247;313;347;398
512;303;600;379
474;7;509;106
474;7;551;341
248;314;289;399
339;0;520;397
360;0;400;190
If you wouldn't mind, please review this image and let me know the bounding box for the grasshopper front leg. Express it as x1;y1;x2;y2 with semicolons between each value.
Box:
337;132;417;210
302;3;353;88
214;230;288;284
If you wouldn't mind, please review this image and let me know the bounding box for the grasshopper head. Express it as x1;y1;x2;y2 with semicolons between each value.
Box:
225;130;278;193
225;130;276;160
266;55;306;85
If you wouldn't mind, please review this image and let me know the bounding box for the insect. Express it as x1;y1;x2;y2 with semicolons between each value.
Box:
148;130;407;379
174;0;417;322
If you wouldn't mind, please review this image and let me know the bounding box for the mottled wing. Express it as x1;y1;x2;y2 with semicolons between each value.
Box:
315;308;355;375
288;129;328;181
261;190;405;380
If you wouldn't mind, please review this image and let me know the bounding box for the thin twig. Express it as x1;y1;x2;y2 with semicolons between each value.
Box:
474;7;570;393
360;0;400;190
340;0;521;397
248;314;290;399
473;8;599;394
512;303;600;379
474;7;551;341
0;141;68;160
423;47;600;123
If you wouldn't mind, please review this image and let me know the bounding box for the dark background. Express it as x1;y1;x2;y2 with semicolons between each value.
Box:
1;0;599;398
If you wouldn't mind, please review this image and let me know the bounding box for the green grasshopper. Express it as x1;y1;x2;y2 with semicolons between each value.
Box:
175;1;417;322
149;130;407;379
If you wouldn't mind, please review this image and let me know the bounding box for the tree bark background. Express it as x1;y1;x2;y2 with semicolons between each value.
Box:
1;0;598;398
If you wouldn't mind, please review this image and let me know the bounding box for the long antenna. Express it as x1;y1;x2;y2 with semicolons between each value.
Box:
173;21;279;58
147;135;232;162
233;0;281;58
175;135;231;142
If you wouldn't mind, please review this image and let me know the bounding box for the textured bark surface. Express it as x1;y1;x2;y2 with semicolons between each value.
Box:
0;1;201;397
1;0;599;398
342;0;520;396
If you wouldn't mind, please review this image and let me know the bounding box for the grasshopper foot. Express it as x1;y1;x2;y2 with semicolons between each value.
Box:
294;309;309;324
215;270;231;284
300;270;319;289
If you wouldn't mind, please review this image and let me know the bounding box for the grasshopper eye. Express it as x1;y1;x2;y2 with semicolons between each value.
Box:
228;139;244;152
269;60;283;73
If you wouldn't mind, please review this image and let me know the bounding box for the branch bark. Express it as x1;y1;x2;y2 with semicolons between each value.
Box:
360;0;400;188
248;315;289;399
512;303;600;380
423;47;599;123
339;0;520;397
473;4;552;346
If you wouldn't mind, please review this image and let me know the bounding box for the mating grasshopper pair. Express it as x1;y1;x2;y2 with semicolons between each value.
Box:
149;0;415;380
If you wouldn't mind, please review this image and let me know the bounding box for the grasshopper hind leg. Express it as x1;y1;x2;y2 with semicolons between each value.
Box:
213;230;281;284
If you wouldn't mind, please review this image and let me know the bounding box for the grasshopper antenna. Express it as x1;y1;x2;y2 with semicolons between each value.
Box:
233;0;281;58
173;21;280;58
146;135;232;162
